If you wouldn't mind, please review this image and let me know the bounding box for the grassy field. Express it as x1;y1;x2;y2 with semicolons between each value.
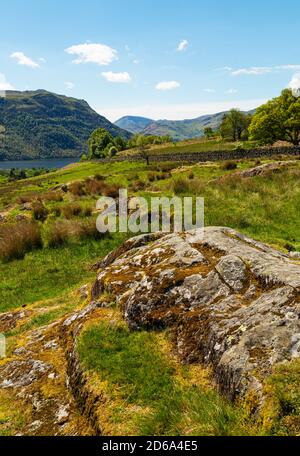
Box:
121;138;259;156
0;155;299;435
1;157;300;315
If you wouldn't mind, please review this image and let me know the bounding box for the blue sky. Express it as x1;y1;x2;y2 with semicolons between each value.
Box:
1;0;300;121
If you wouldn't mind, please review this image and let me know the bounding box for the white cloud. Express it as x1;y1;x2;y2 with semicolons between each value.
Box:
0;74;15;92
223;64;300;76
101;71;131;83
288;74;300;97
39;57;46;63
98;99;266;122
232;67;271;76
133;59;140;65
204;88;216;93
10;51;40;68
177;39;188;52
65;43;118;66
65;81;75;90
155;81;180;91
225;88;238;94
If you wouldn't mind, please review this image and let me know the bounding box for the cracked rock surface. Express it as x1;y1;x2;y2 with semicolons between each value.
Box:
92;227;300;400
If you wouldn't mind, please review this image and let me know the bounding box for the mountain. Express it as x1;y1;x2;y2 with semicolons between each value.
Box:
0;90;131;160
114;116;153;134
115;110;256;141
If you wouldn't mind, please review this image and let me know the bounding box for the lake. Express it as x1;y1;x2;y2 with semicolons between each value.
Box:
0;158;79;170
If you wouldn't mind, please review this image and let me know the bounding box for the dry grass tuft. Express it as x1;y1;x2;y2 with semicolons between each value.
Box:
0;221;42;261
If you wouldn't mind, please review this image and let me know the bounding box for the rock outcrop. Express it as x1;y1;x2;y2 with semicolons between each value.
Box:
1;227;299;435
92;227;300;401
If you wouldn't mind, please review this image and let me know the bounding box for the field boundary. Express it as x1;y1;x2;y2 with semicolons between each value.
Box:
94;146;300;164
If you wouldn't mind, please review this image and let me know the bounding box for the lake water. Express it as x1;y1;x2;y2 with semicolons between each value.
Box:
0;158;79;170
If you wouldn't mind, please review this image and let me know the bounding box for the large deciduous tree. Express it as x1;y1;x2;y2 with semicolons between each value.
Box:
220;109;251;142
88;128;114;158
249;89;300;145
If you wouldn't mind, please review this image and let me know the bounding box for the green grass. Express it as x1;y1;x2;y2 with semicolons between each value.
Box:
78;321;256;436
123;138;259;156
0;233;127;313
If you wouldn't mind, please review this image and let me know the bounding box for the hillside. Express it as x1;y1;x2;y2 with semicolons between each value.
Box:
0;157;299;436
115;110;256;140
0;90;131;160
115;115;153;134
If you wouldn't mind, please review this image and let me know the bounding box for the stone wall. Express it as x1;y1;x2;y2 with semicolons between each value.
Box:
94;146;300;164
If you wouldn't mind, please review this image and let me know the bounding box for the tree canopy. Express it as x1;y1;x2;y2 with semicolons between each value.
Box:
220;109;251;141
249;89;300;145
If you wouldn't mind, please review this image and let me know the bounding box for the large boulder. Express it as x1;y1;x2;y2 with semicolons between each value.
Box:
92;227;300;401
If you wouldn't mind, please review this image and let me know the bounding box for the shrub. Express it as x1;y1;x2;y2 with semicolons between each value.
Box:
0;221;42;261
79;219;106;240
42;191;63;202
51;205;62;217
173;177;190;194
103;184;120;198
32;200;48;222
148;172;156;182
94;173;105;181
62;203;82;219
17;193;37;204
46;220;81;248
82;206;93;217
46;218;105;248
85;178;106;195
188;171;194;180
69;181;86;196
222;161;238;171
132;180;146;191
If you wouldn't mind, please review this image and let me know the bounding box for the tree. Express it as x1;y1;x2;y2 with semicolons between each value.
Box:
114;136;127;151
220;109;251;141
204;127;214;139
136;135;151;165
88;128;114;158
249;89;300;145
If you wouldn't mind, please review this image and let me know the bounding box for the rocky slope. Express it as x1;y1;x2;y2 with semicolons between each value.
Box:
0;227;299;435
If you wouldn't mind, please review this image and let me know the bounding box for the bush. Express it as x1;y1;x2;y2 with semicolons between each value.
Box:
51;205;62;217
103;184;120;198
82;206;93;217
32;200;48;221
173;177;190;194
17;193;37;204
46;220;81;248
132;180;146;192
94;173;105;181
148;172;157;182
85;178;106;195
69;181;86;196
0;221;42;261
62;203;82;219
41;191;63;202
46;218;105;248
79;219;106;240
222;161;238;171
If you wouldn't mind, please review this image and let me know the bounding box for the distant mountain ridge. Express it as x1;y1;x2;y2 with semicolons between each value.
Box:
115;110;256;140
0;90;131;160
115;116;153;134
